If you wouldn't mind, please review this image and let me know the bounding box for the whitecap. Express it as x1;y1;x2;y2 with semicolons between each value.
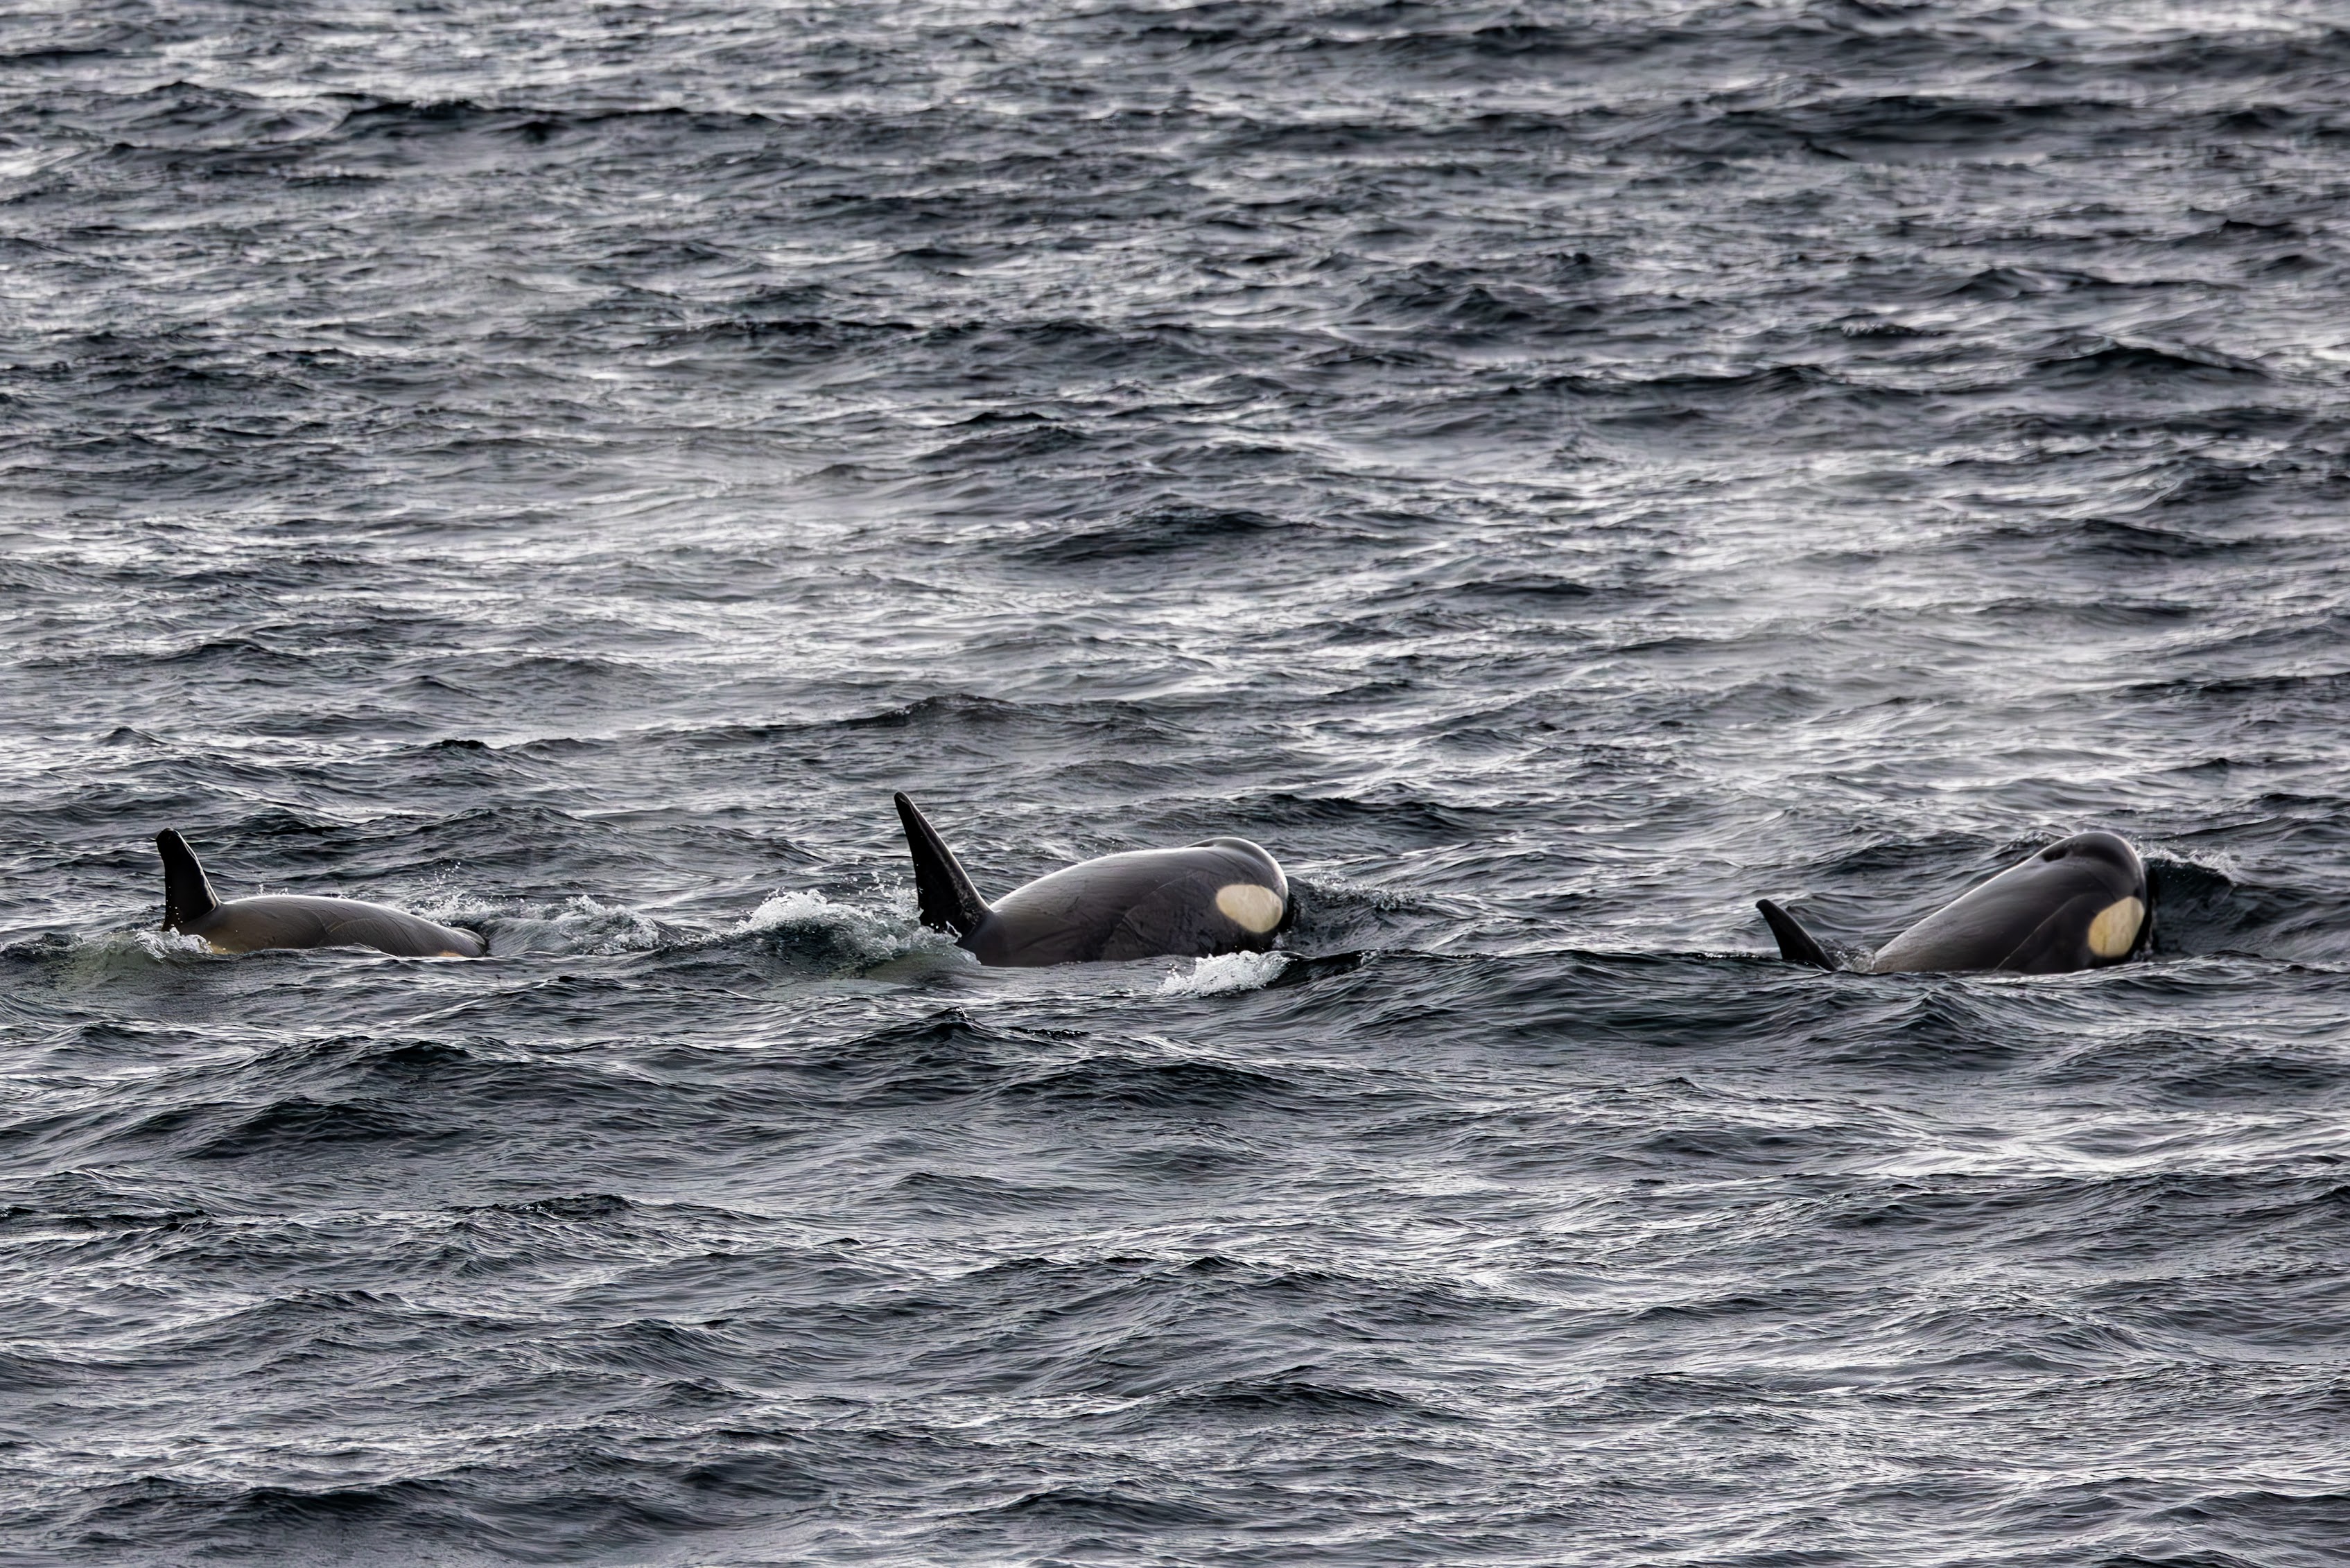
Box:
734;888;919;969
1156;950;1289;997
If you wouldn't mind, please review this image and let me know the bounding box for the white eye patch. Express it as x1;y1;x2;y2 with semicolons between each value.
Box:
1215;882;1286;934
2087;896;2144;959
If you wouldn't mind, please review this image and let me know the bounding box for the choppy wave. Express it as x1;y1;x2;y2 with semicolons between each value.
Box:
5;0;2350;1564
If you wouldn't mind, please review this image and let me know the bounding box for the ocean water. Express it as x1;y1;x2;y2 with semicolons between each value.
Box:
5;1;2350;1562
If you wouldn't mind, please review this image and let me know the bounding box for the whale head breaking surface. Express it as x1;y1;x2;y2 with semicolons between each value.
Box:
1757;830;2151;975
893;792;1289;968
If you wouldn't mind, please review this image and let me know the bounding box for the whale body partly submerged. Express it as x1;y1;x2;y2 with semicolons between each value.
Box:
1758;830;2151;975
894;793;1290;967
157;830;485;957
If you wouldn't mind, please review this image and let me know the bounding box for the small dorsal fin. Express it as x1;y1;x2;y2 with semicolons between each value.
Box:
157;830;221;930
1757;898;1836;970
894;793;990;937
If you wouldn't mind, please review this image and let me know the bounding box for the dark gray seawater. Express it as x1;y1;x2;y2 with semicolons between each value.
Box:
6;1;2350;1562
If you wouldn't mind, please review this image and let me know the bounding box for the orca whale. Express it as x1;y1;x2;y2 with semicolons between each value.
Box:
156;830;486;957
894;793;1291;967
1758;830;2152;975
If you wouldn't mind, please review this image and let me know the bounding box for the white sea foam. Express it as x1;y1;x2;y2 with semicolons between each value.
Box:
735;889;837;933
128;927;215;960
1156;950;1288;997
488;895;665;956
736;888;914;968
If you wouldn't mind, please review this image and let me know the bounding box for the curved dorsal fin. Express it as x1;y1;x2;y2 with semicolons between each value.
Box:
894;793;989;937
1757;898;1836;970
157;830;221;930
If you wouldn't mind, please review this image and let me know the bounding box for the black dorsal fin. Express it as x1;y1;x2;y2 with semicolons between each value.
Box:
894;793;989;937
157;830;221;930
1757;898;1836;970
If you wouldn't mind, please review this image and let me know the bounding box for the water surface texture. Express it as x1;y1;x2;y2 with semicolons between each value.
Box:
6;1;2350;1562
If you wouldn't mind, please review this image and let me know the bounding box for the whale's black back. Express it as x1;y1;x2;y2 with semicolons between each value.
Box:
969;842;1288;967
1758;831;2152;976
1868;831;2149;974
896;794;1289;968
